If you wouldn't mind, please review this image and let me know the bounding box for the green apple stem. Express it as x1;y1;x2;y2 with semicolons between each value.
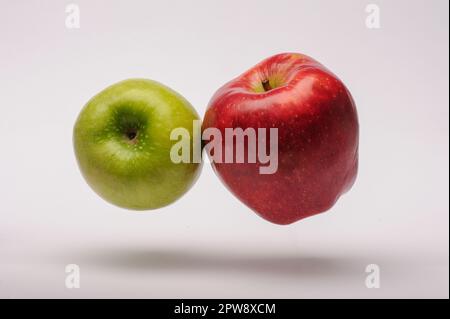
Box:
262;79;272;92
125;128;138;144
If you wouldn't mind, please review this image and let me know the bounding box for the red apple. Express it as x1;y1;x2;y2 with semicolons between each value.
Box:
202;53;359;225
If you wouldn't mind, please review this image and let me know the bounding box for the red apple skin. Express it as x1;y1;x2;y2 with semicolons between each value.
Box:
202;53;359;225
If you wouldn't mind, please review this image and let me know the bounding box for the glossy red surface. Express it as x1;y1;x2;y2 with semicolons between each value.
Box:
203;53;359;225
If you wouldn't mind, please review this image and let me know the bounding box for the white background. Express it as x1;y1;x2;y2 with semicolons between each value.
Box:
0;0;448;298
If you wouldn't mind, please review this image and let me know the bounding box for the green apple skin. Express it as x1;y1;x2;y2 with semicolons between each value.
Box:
73;79;201;210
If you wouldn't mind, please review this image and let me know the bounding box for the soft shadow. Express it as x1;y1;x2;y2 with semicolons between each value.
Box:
58;246;365;278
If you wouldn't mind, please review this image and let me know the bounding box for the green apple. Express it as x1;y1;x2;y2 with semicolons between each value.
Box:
73;79;201;210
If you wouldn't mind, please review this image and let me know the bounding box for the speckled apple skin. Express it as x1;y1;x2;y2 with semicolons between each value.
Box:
203;53;359;225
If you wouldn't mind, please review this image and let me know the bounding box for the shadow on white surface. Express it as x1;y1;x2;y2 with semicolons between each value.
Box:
61;246;365;279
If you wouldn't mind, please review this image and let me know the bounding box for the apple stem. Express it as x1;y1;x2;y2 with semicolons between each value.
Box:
125;128;138;143
262;79;272;92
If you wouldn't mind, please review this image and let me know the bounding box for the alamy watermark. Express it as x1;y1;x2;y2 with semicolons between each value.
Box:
365;4;381;29
365;264;380;288
169;120;279;174
65;4;80;29
65;264;80;289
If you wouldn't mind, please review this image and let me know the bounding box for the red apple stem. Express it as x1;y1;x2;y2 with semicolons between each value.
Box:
262;79;272;92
